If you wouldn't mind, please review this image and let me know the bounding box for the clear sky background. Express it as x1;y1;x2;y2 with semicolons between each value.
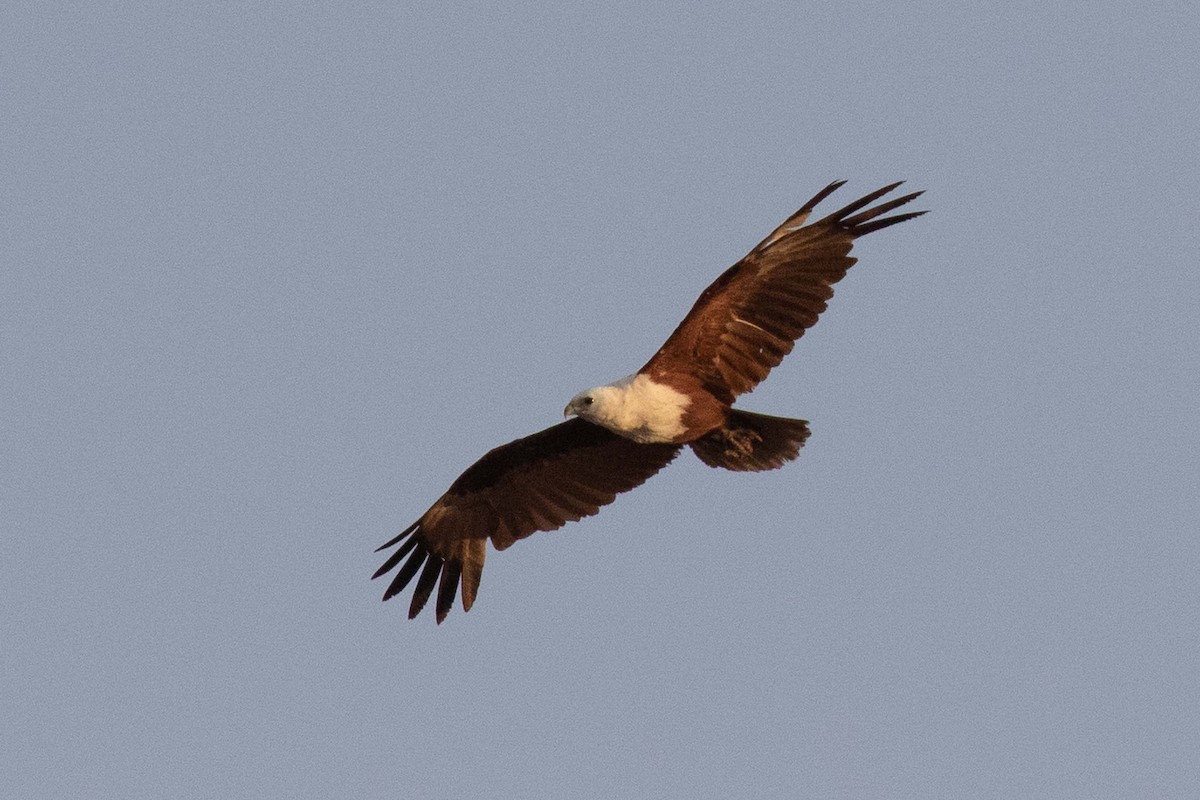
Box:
4;3;1198;798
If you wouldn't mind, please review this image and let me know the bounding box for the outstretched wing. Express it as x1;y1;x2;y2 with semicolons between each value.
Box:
641;181;925;399
373;418;681;623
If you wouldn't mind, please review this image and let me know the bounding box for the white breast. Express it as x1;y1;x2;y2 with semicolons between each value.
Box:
586;373;690;444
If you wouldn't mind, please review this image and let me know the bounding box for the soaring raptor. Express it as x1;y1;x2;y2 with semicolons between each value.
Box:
375;181;925;622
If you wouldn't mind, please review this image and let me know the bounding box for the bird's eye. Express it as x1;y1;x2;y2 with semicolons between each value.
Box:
583;397;593;406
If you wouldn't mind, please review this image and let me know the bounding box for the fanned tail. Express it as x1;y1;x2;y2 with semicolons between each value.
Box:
689;410;811;472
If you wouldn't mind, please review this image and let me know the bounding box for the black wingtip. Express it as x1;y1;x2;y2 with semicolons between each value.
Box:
800;180;848;213
375;520;419;553
435;560;463;624
407;555;443;619
372;527;420;581
826;181;902;220
827;182;926;236
380;541;427;601
852;209;928;236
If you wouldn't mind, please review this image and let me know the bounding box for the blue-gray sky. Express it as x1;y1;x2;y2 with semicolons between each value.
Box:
4;3;1198;797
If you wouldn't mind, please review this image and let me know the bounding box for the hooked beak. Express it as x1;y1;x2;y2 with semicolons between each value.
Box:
563;401;576;418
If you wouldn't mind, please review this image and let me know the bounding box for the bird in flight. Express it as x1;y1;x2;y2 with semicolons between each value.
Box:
374;181;925;622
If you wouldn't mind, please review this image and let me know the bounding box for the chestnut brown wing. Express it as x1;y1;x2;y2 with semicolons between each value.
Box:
641;181;925;399
373;418;681;623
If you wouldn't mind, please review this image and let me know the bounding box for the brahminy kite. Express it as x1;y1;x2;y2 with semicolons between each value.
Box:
375;180;925;622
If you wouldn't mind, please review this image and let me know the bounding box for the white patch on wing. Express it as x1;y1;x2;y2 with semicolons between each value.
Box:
762;228;794;248
731;315;768;336
574;373;690;443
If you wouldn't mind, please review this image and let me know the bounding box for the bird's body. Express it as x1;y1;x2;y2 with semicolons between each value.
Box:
375;181;925;622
